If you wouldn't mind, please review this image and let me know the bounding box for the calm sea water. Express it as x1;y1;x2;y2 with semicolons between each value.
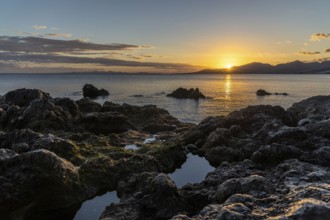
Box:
0;73;329;123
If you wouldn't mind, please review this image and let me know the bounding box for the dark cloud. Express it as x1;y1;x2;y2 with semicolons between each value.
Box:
312;57;330;62
310;33;330;41
325;48;330;53
0;36;197;72
299;51;321;55
0;52;193;69
0;36;142;54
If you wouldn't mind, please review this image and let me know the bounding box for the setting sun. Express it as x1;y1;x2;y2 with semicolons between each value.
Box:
226;64;233;69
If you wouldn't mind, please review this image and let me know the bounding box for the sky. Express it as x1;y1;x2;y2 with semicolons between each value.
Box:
1;0;330;73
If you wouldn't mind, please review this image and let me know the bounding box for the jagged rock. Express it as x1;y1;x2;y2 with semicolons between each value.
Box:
82;84;109;99
13;99;69;131
101;102;185;132
76;97;102;113
288;95;330;120
272;199;330;220
101;172;182;220
205;146;240;167
54;98;80;119
217;203;252;220
0;129;81;162
4;88;51;107
31;135;81;163
215;175;273;202
11;143;30;153
0;148;18;160
251;144;303;166
309;146;330;166
80;112;136;134
167;88;206;99
0;129;43;149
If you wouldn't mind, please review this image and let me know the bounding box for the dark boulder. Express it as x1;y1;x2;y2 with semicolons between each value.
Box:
8;99;69;131
76;97;102;113
167;88;206;99
251;144;303;166
215;175;273;202
54;98;80;119
0;129;42;152
217;203;252;220
82;84;109;99
205;146;241;167
101;172;183;220
256;89;271;96
288;95;330;120
0;149;85;217
4;88;51;107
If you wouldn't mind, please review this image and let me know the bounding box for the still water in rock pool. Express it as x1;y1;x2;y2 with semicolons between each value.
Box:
73;154;212;220
124;144;139;150
74;191;119;220
169;153;214;188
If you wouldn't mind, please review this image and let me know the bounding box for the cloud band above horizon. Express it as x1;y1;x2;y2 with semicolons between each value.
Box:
0;36;198;73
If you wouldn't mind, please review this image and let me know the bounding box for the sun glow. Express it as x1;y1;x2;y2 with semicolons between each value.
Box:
226;64;233;69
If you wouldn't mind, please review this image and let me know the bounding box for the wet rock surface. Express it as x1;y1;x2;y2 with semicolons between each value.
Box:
0;87;329;220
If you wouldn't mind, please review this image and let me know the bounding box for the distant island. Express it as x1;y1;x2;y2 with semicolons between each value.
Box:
2;60;330;75
193;60;330;75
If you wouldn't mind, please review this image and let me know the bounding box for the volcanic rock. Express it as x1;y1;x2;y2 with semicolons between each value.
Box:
82;84;109;99
167;88;206;99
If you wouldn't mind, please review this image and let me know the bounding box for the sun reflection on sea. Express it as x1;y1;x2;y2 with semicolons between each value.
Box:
225;74;231;101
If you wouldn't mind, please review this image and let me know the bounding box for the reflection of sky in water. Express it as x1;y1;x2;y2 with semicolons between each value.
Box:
169;153;214;188
74;191;119;220
0;74;329;124
124;144;138;150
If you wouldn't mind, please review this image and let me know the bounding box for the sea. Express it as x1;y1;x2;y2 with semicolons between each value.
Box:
0;73;329;124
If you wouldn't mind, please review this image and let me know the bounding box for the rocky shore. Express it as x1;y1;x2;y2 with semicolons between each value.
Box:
0;88;329;220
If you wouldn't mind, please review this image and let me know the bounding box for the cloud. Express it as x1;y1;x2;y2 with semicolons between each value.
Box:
0;52;193;69
325;48;330;53
0;36;141;53
0;36;197;72
312;57;330;62
43;33;72;38
310;33;330;41
299;51;321;55
33;25;48;30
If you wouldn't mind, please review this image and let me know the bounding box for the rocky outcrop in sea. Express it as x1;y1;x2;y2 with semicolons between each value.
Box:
83;84;110;99
167;88;206;99
0;87;329;220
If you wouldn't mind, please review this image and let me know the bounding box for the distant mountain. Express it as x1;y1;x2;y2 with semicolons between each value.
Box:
232;62;273;73
193;60;330;74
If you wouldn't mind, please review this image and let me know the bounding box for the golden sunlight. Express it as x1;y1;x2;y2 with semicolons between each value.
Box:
226;64;233;69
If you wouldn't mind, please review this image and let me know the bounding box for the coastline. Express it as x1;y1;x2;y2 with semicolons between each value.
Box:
0;88;329;219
